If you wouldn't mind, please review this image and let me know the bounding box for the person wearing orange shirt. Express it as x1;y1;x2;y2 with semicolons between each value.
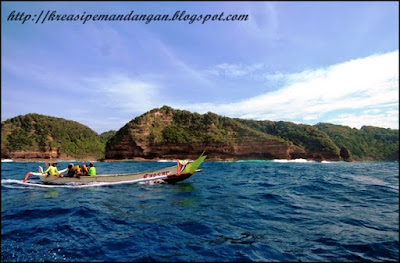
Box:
66;163;82;179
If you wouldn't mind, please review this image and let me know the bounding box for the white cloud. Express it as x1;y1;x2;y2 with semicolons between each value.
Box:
328;109;399;129
242;2;280;41
206;63;264;78
84;74;161;114
3;35;398;132
179;50;399;129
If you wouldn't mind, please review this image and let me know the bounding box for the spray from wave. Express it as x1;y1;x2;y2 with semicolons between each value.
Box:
273;159;314;163
1;177;167;189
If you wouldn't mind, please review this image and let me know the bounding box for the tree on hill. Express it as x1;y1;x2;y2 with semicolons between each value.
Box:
100;130;117;144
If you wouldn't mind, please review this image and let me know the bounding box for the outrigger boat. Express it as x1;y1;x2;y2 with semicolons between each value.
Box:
23;154;206;185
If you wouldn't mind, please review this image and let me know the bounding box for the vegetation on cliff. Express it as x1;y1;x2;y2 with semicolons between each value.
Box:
315;123;399;160
1;114;105;159
100;130;117;143
107;106;285;147
105;106;398;161
107;106;333;159
236;119;340;154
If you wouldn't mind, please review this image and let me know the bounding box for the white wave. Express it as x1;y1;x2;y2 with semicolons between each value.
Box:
2;179;23;184
1;159;14;162
139;179;165;185
1;179;42;189
273;159;315;163
349;175;388;186
1;175;169;189
157;160;175;163
345;174;398;190
236;160;270;163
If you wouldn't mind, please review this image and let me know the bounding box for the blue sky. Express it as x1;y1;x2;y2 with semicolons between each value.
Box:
1;1;398;133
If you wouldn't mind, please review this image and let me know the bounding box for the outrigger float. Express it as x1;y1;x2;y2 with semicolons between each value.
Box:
23;154;206;185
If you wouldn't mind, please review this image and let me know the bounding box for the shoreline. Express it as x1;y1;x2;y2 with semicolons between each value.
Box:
1;157;396;163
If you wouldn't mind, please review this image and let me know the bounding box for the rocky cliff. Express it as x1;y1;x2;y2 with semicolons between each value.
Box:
1;146;61;160
106;140;309;160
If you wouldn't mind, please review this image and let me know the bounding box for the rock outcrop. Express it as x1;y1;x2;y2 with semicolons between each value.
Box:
339;146;353;162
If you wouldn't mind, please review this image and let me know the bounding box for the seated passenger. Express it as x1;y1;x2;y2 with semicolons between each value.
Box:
66;163;82;178
46;162;51;175
81;164;89;176
43;162;63;177
87;162;96;176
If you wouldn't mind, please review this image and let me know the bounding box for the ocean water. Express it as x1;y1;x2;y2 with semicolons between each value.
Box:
1;160;399;262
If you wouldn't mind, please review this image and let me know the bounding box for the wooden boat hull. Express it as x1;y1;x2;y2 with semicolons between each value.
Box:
39;166;187;184
25;154;207;185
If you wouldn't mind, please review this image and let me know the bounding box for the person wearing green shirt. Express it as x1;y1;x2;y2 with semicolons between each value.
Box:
88;162;96;176
43;162;62;177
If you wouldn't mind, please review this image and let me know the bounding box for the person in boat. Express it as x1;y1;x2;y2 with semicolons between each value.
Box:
43;162;63;177
46;162;51;175
87;162;96;176
80;164;89;176
66;163;83;178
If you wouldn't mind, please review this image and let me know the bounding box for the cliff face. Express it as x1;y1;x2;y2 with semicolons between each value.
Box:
107;141;309;160
106;140;342;161
1;146;63;159
105;134;144;159
105;106;342;161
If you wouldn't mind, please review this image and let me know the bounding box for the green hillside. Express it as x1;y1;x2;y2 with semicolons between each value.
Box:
100;130;117;144
106;106;398;161
236;119;340;154
106;106;286;150
1;113;105;159
315;123;399;160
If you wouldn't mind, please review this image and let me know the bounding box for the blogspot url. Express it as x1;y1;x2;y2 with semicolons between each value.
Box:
7;10;249;24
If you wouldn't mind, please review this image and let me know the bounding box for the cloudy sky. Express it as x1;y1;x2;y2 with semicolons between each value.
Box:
1;1;398;133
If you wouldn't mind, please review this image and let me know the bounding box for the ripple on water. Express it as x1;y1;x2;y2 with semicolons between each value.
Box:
1;161;398;261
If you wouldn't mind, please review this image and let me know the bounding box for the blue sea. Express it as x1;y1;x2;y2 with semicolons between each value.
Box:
1;160;399;262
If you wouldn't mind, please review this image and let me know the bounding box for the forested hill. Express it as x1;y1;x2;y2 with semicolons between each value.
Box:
315;123;399;161
1;108;399;161
1;114;105;159
105;106;399;161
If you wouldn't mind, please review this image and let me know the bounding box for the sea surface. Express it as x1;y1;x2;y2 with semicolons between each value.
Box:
1;160;399;262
